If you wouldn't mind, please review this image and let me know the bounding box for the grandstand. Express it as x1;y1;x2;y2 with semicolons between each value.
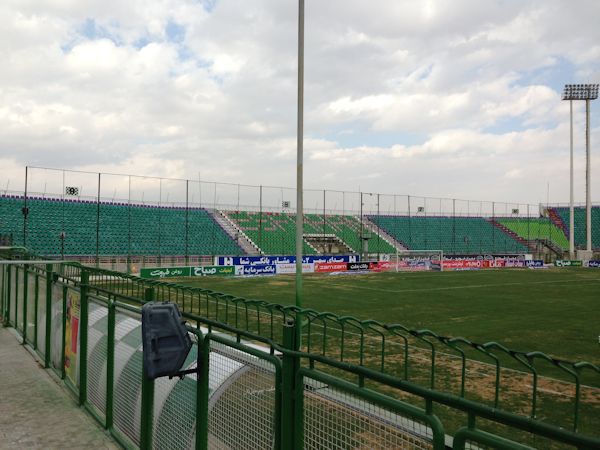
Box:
3;188;599;261
223;211;317;255
368;215;530;254
550;206;600;249
0;194;243;257
495;217;569;252
222;211;398;256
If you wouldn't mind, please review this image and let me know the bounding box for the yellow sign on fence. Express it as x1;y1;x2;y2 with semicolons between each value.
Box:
64;289;80;385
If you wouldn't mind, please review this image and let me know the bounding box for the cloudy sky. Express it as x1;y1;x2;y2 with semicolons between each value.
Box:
1;0;599;206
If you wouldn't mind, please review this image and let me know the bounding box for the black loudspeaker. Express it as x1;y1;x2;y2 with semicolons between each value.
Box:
141;302;192;380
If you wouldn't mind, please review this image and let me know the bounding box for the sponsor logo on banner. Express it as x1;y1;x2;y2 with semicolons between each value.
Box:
315;262;348;273
555;260;583;267
140;267;191;278
443;259;486;269
368;261;396;272
395;260;430;271
192;266;235;276
586;260;600;268
442;258;533;270
235;264;277;276
218;254;359;266
309;255;358;264
503;259;526;268
443;254;525;261
64;289;80;385
347;262;370;271
275;263;315;274
526;260;544;268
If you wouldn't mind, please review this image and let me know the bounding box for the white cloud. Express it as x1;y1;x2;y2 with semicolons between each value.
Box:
0;0;600;207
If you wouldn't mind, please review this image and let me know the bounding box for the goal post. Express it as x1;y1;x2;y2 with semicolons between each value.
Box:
391;249;444;272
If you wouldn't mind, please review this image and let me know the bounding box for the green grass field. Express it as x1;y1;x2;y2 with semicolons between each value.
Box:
172;268;600;364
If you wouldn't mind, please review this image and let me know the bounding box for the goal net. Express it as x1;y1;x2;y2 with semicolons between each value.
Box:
389;249;444;272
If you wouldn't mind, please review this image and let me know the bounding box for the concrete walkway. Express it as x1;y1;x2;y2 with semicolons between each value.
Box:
0;327;119;450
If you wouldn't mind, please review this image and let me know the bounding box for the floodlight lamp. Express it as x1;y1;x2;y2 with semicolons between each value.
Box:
562;83;599;101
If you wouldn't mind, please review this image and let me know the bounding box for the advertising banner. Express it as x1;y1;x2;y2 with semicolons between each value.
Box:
191;266;235;277
275;263;315;274
140;267;191;278
554;260;583;267
218;254;359;266
368;261;394;272
443;259;487;269
315;262;348;273
442;258;536;270
526;260;544;268
586;260;600;268
443;254;527;261
502;259;526;268
399;260;431;271
347;262;370;271
234;264;277;276
65;289;80;385
308;255;359;264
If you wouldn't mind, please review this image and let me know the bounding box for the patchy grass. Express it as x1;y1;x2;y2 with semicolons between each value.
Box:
172;268;600;364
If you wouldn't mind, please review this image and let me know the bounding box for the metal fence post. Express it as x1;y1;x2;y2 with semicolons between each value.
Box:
79;270;89;406
60;285;67;379
196;332;209;450
33;273;39;349
0;264;4;325
3;264;10;327
105;297;116;430
22;264;28;342
140;287;155;450
282;319;303;450
44;263;53;368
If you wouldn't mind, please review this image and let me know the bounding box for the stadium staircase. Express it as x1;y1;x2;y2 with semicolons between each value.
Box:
369;215;530;255
214;210;258;254
222;211;318;255
493;217;570;257
550;206;600;250
304;214;397;255
222;211;400;256
361;216;407;252
548;207;569;236
489;220;535;252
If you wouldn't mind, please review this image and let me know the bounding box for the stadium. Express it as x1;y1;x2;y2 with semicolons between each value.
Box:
1;2;600;450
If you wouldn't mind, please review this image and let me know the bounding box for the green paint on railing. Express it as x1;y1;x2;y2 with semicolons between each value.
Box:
79;270;89;406
43;264;52;368
453;427;536;450
139;287;155;450
1;247;600;450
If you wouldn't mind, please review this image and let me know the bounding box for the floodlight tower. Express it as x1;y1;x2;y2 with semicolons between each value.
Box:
295;0;305;309
562;84;599;257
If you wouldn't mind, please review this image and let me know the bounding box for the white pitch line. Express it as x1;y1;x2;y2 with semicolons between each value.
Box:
321;278;600;294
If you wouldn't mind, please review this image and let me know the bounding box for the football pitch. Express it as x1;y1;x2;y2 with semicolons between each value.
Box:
173;267;600;364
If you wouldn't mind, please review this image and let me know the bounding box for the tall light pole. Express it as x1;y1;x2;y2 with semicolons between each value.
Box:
295;0;305;309
562;84;598;256
569;99;574;258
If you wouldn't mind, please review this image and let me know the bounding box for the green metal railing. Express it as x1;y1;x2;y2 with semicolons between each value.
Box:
1;247;599;449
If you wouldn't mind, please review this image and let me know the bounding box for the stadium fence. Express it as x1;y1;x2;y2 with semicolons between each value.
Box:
1;247;599;449
0;166;574;269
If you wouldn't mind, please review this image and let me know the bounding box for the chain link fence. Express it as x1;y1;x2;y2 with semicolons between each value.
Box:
0;166;574;269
